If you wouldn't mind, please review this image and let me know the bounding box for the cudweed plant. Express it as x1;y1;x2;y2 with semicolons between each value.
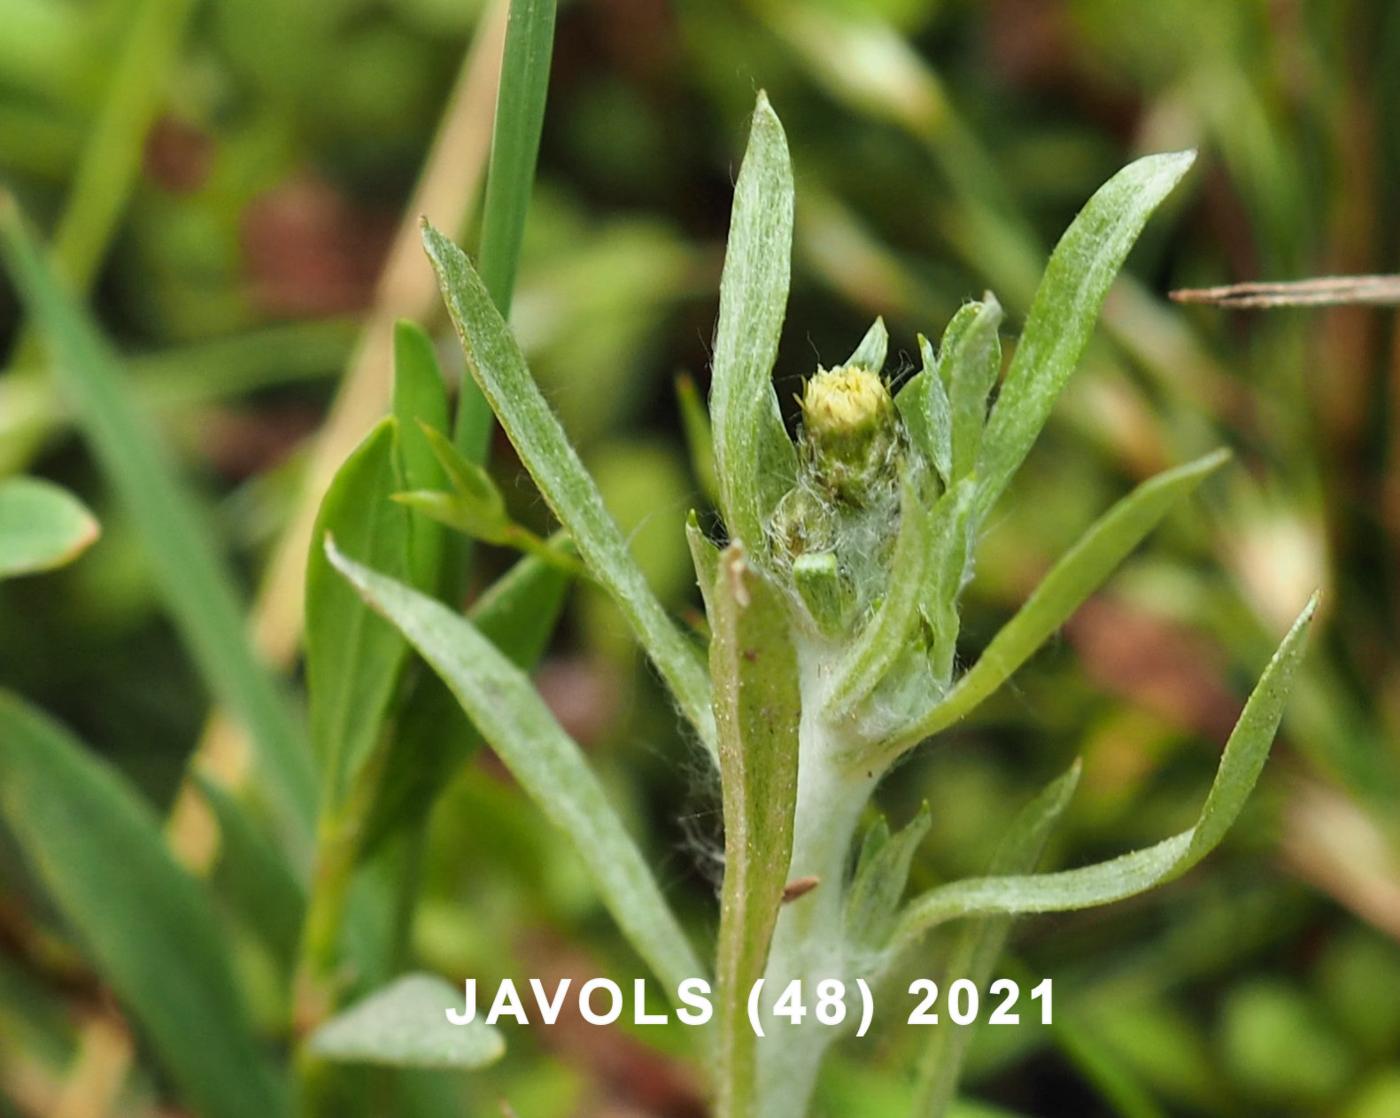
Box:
0;88;1316;1118
327;94;1317;1117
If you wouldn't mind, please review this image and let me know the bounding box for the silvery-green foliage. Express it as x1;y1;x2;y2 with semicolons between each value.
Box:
337;94;1315;1118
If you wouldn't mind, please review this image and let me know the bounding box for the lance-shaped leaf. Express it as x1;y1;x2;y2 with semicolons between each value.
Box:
976;151;1196;518
306;419;411;807
0;692;287;1118
890;594;1316;947
845;804;930;955
912;762;1080;1118
0;476;99;578
392;319;451;590
896;335;953;485
711;544;801;1118
877;450;1230;765
709;91;798;555
422;221;715;752
360;543;574;854
310;974;504;1070
939;296;1003;482
327;542;704;993
844;316;888;371
0;198;315;844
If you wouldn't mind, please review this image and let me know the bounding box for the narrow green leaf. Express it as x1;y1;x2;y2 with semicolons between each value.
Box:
310;974;504;1070
360;543;574;855
0;476;98;577
711;544;801;1118
709;91;798;555
913;762;1081;1118
896;334;953;485
453;0;557;453
392;320;450;591
939;297;1003;482
0;692;287;1118
676;373;721;507
885;450;1230;762
327;541;704;992
422;221;715;751
844;316;888;371
891;594;1316;946
845;804;930;954
306;419;411;807
0;197;315;844
976;151;1196;516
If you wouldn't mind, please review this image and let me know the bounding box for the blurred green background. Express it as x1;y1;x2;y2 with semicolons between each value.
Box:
3;0;1399;1114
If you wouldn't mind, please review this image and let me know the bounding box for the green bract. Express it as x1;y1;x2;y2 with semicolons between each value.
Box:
344;95;1311;1118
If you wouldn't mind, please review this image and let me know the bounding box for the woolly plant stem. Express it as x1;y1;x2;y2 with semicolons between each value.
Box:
751;641;878;1118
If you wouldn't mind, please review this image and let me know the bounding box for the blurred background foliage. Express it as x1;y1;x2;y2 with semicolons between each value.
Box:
1;0;1399;1114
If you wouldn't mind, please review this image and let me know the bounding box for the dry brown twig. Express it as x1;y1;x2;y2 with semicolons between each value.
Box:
1171;274;1400;308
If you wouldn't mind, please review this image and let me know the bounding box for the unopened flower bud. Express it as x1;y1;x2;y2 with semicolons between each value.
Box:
798;365;899;503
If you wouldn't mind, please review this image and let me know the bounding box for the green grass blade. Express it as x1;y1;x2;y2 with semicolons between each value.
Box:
475;0;556;314
891;594;1317;947
976;151;1196;517
310;974;504;1071
711;544;801;1118
327;541;705;992
0;476;98;577
453;0;557;455
0;197;315;844
885;451;1230;762
913;762;1080;1117
709;91;798;555
0;692;288;1118
422;221;716;751
306;419;412;808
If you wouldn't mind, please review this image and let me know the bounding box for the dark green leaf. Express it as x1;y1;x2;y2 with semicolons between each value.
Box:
0;197;315;844
360;545;573;854
0;692;287;1118
306;419;411;807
